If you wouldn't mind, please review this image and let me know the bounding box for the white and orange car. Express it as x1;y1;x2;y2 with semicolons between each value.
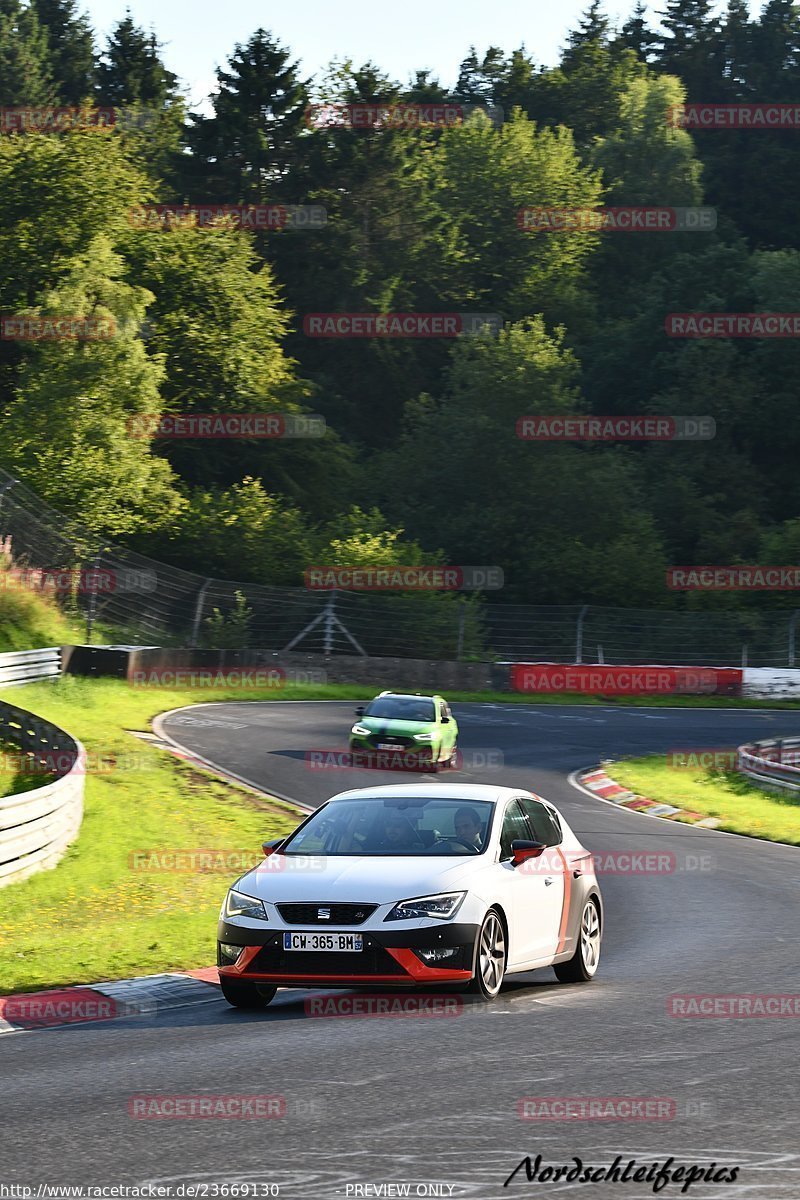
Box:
217;784;603;1008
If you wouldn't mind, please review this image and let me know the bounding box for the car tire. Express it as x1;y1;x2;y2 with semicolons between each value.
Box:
220;977;277;1009
553;897;601;983
466;908;506;999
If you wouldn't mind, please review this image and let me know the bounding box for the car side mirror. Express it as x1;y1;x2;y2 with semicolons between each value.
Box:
262;838;285;856
355;707;365;718
511;839;546;866
441;715;450;724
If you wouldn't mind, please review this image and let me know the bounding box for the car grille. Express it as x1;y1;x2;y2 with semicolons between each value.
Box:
249;936;405;977
365;735;416;749
277;902;378;925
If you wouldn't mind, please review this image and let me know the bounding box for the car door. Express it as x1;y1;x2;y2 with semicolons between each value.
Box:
516;796;567;961
495;798;555;967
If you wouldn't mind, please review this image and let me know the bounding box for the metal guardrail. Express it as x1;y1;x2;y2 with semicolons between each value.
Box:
737;737;800;793
0;701;84;887
0;647;61;688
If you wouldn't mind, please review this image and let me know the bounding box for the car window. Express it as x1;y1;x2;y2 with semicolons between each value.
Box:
365;697;436;721
285;797;494;856
518;798;563;846
499;799;530;861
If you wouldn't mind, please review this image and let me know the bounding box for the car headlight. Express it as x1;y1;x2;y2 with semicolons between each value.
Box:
413;733;435;742
224;888;268;921
385;891;466;921
351;724;371;736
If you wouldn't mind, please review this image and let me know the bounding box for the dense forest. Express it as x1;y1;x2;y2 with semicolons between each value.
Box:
1;0;800;610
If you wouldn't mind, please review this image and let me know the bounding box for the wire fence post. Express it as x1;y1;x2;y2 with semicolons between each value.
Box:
323;590;337;656
575;604;589;664
85;553;101;644
190;580;212;649
789;610;800;667
456;599;467;661
741;643;748;669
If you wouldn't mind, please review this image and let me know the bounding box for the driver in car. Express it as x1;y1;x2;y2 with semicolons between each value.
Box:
375;813;421;852
453;807;484;849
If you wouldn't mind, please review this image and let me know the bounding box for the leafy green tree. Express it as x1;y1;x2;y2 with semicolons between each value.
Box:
0;236;183;536
203;590;253;648
32;0;94;104
372;319;667;603
0;127;149;314
149;477;314;585
587;73;707;311
120;215;355;513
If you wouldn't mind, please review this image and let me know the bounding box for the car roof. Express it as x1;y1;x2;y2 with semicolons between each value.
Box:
326;783;525;804
371;692;442;702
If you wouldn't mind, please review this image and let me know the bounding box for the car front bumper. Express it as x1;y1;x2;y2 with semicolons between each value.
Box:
217;918;478;987
348;737;439;768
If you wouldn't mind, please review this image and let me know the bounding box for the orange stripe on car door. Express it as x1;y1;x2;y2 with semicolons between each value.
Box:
555;847;572;954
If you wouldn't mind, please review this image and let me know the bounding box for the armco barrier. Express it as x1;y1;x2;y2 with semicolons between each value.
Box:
0;646;61;687
738;736;800;794
509;663;743;696
0;701;84;888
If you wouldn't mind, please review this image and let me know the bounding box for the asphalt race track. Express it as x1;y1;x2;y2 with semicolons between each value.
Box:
3;700;800;1198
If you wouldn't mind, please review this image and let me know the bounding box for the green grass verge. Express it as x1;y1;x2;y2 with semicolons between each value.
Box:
609;756;800;846
0;677;307;995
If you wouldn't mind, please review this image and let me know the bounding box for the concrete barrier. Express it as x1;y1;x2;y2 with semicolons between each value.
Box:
65;646;507;692
741;668;800;700
0;701;84;888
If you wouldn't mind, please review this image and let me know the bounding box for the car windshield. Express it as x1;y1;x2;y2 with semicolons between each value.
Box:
365;697;436;721
282;797;494;856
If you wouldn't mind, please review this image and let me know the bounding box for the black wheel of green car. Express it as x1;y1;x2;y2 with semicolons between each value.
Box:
554;897;601;983
220;977;277;1009
467;909;506;999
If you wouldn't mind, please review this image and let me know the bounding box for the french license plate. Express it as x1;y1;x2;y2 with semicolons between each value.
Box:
283;932;363;952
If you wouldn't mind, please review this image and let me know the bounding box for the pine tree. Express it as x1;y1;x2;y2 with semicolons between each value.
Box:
32;0;94;104
749;0;800;98
618;2;659;61
654;0;723;97
0;0;55;105
95;13;179;106
185;30;309;202
404;70;450;104
564;1;610;59
719;0;753;97
453;46;507;105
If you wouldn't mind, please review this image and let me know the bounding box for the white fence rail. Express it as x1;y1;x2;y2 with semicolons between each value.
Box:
0;701;84;887
0;647;61;688
737;736;800;794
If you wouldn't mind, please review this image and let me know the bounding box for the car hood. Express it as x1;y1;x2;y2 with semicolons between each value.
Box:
354;717;436;734
238;854;482;904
